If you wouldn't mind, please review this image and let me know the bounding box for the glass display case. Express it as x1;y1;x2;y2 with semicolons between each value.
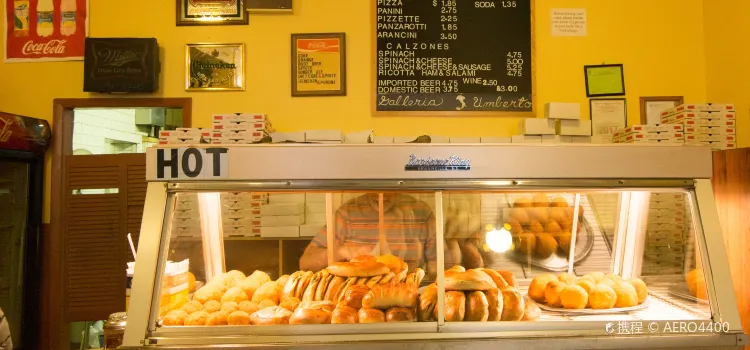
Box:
122;144;746;349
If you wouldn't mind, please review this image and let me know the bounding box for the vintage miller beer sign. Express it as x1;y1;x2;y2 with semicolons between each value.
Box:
84;38;160;93
4;0;89;62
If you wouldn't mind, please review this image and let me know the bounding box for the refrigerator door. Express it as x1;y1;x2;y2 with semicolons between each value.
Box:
0;160;29;350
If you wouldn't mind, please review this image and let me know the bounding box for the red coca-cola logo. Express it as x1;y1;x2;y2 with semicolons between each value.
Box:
22;39;68;56
307;41;328;50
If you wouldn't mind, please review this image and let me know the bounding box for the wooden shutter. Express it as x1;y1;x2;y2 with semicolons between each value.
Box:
63;154;146;322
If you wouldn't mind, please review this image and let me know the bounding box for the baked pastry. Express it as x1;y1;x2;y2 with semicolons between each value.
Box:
180;300;203;314
500;288;525;321
605;273;622;282
514;197;532;208
459;240;484;269
613;282;638;308
444;291;466;322
289;304;333;325
558;272;577;284
185;311;209;326
226;270;246;281
522;296;540;321
628;278;648;304
589;284;617;309
302;271;324;302
316;272;334;300
377;254;409;281
351;254;377;263
228;311;251;325
331;306;359;324
297;300;335;313
276;274;290;288
418;283;438;322
561;284;588;309
238;300;259;315
535;233;558;258
686;269;707;300
202;300;221;313
221;301;239;314
496;271;518;288
557;231;572;255
465;291;489;322
528;274;556;303
550;197;568;208
341;285;370;309
484;288;502;321
386;307;416;322
509;208;530;225
529;220;544;234
238;278;261;300
545;221;562;236
405;268;426;287
252;281;282;305
529;207;549;225
162;310;188;326
544;280;566;307
324;276;346;301
249;306;292;325
206;311;229;326
358;308;386;323
598;278;616;288
258;299;277;310
362;283;417;309
446;265;466;274
294;271;314;300
327;261;390;277
194;285;223;304
482;269;510;289
532;193;550;207
247;270;271;286
515;232;536;256
586;272;605;283
221;287;249;304
279;296;301;312
445;270;497;291
575;279;595;308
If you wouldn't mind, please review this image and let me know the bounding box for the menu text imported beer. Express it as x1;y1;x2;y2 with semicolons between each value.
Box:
374;0;533;113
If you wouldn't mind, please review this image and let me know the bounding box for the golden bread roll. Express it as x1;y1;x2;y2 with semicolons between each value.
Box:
228;311;251;325
576;279;595;308
557;232;572;255
378;272;396;285
550;197;568;207
365;275;383;288
258;299;277;310
443;291;466;322
252;281;282;305
528;274;556;303
549;207;566;224
355;277;369;286
514;197;532;207
211;274;231;288
532;193;550;207
238;300;259;315
482;269;510;289
206;311;229;326
605;273;622;282
561;284;588;309
508;220;524;235
202;300;221;313
598;278;616;288
334;277;357;303
535;233;558;258
386;307;416;322
294;271;314;300
331;306;359;324
545;221;562;236
238;278;262;301
530;207;549;225
687;269;708;300
465;291;489;322
302;271;322;302
185;311;209;326
358;308;386;324
276;274;290;288
587;272;605;283
509;208;530;225
221;287;249;304
578;274;595;283
342;285;370;309
314;272;332;301
351;254;377;263
628;278;648;304
515;232;536;256
226;270;246;281
324;276;346;301
522;296;540;321
279;296;301;312
289;305;333;325
206;281;228;294
500;287;525;321
181;300;203;314
544;280;566;308
405;268;426;287
377;254;408;275
326;261;390;277
247;270;271;286
194;285;223;304
362;283;417;309
558;273;577;284
613;282;638;308
298;300;336;313
445;270;497;291
460;241;484;269
250;306;292;326
188;272;197;293
447;265;466;274
589;284;617;309
221;301;239;314
162;310;188;326
496;271;518;288
282;271;302;298
418;283;438;322
529;220;544;234
484;288;503;321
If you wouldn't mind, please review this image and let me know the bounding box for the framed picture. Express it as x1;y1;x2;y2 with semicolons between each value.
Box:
584;64;625;97
186;43;245;91
639;96;684;125
590;98;627;143
291;33;347;97
176;0;248;26
248;0;293;13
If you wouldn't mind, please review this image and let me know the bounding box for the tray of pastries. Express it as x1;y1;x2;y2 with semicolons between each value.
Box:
527;272;649;314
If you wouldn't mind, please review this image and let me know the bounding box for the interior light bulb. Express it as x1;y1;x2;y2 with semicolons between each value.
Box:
486;227;512;253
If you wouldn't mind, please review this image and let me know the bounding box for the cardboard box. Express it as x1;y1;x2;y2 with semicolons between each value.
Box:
212;113;270;123
616;138;684;144
662;111;736;125
261;214;305;227
618;132;684;142
619;124;684;134
269;193;306;203
305;202;326;214
212;130;268;139
222;216;261;227
260;226;300;238
260;203;305;216
650;200;686;210
211;137;264;144
511;135;542;143
685;134;735;142
223;226;260;237
542;135;573;143
661;103;736;117
305;130;342;141
480;136;512;143
569;136;592;143
685;140;736;150
449;136;481;143
306;212;327;224
545;102;581;120
519;118;556;135
684;126;736;135
300;224;322;237
222;208;261;218
305;193;327;203
556;119;592;136
271;132;306;143
221;201;264;210
373;136;394;144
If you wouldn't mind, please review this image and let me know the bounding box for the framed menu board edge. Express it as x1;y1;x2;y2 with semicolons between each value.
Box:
370;0;536;117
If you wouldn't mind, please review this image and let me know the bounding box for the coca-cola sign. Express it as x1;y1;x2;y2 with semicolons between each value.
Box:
84;38;160;93
4;0;88;62
0;112;51;154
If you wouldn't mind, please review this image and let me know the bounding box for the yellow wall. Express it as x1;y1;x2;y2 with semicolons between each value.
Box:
0;0;713;221
704;0;749;148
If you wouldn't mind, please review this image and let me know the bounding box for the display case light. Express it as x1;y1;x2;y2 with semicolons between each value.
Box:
198;192;225;282
486;226;512;253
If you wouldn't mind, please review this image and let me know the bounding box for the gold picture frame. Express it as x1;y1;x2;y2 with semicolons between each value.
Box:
185;43;245;91
291;33;347;97
176;0;249;26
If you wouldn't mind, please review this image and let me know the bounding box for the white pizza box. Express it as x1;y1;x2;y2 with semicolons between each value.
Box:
556;119;592;136
685;126;736;135
161;128;206;137
222;216;261;227
222;207;261;218
223;226;261;237
212;113;271;124
542;135;573;143
685;134;736;142
211;138;264;144
173;208;199;219
212;130;268;139
260;226;300;238
671;118;736;127
616;138;684;144
261;203;305;216
305;130;342;141
617;132;684;142
271;132;306;143
429;135;450;143
222;192;267;199
660;103;736;118
685;140;736;150
519;118;556;135
344;130;374;144
305;202;326;214
174;201;198;210
511;135;542;143
158;138;201;145
618;124;684;134
221;200;264;210
269;193;306;204
569;136;592;143
212;121;274;132
373;136;394;144
261;214;305;227
393;136;418;143
306;212;327;224
480;136;512;144
545;102;581;120
662;111;736;124
305;193;327;203
300;224;323;237
449;136;481;143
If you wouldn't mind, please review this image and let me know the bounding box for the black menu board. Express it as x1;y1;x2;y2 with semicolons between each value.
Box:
374;0;534;114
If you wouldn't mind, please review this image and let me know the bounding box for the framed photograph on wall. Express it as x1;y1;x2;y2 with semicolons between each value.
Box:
248;0;293;13
291;33;347;97
590;98;627;143
176;0;249;26
584;64;625;97
186;43;245;91
639;96;684;125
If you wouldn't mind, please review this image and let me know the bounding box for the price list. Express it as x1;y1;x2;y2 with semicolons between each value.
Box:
374;0;533;112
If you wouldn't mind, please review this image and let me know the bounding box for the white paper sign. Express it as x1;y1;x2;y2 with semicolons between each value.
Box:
551;9;587;36
154;147;229;180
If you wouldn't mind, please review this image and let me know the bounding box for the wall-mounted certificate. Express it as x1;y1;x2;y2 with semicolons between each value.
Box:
248;0;292;13
584;64;625;97
176;0;248;26
590;98;627;143
186;43;245;91
291;33;347;97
